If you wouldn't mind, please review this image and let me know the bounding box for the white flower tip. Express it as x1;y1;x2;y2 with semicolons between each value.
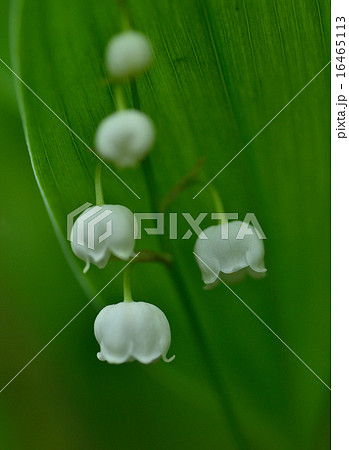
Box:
163;354;175;363
97;352;105;361
106;30;153;80
249;267;267;279
95;110;155;168
113;249;135;261
83;261;90;273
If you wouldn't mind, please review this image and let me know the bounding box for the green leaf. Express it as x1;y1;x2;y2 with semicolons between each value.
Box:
11;0;330;448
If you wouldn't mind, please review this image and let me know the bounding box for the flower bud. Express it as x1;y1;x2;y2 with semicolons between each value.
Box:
194;221;266;288
105;30;153;80
70;204;136;273
95;110;155;168
94;301;175;364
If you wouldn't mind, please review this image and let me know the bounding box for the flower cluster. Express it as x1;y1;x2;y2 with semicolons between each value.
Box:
69;25;174;366
69;19;267;367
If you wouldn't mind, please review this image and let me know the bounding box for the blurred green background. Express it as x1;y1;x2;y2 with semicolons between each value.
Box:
0;0;330;449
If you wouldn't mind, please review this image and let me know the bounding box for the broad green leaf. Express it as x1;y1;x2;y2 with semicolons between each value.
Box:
11;0;330;448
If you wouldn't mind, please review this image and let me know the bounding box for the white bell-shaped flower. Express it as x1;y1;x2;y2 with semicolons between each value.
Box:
194;220;266;288
70;204;136;273
105;30;153;80
94;301;175;364
95;110;155;168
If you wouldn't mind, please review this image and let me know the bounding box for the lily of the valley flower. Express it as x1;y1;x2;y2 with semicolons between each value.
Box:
94;301;175;364
70;204;136;273
105;30;153;80
194;220;266;288
95;110;155;168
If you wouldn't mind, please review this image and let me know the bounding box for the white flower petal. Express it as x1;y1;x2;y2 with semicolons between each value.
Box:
194;220;266;287
94;304;133;364
71;204;135;272
94;302;174;365
105;31;153;80
95;110;155;168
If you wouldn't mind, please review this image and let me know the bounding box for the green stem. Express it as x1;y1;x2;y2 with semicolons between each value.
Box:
117;0;131;30
95;162;104;205
115;84;127;110
133;249;172;266
130;72;249;447
123;264;133;302
130;79;141;109
210;184;228;224
145;165;247;448
111;249;172;267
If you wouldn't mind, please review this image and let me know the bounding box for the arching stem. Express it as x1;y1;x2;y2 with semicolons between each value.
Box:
159;156;206;212
209;184;228;224
129;51;249;449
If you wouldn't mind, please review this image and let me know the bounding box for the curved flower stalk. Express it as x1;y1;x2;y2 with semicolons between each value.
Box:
94;301;175;364
95;110;155;167
105;30;153;80
194;221;267;288
70;204;136;273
